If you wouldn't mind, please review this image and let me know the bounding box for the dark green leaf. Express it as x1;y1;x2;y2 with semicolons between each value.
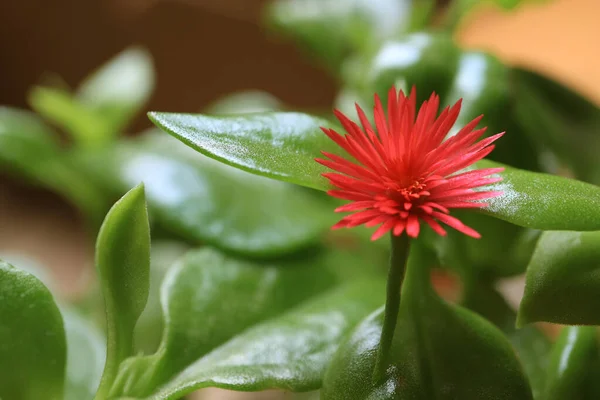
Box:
266;0;435;68
95;184;151;397
543;326;600;400
148;111;338;190
511;68;600;184
0;260;66;400
361;32;460;104
323;245;532;400
63;308;106;400
144;280;384;399
109;247;346;397
518;230;600;325
478;159;600;231
80;132;333;256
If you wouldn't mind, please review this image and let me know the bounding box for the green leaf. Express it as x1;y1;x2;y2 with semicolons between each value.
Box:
144;280;385;400
77;47;155;133
511;68;600;184
148;111;338;190
0;260;66;400
134;241;189;354
518;230;600;325
63;308;106;400
28;86;111;148
443;0;546;31
361;32;460;104
266;0;435;68
95;184;151;397
0;107;109;222
543;326;600;400
80;132;333;256
109;246;345;397
322;245;532;400
29;47;154;147
204;91;283;114
478;159;600;231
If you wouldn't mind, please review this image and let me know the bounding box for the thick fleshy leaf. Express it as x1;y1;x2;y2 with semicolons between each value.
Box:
362;32;460;104
95;184;151;397
518;230;600;325
477;159;600;231
109;247;344;397
445;52;539;171
148;111;338;190
0;107;109;222
0;260;66;400
62;308;106;400
143;280;385;400
266;0;435;68
29;47;154;147
322;246;532;400
512;68;600;184
205;91;283;114
134;241;189;354
79;132;333;256
543;326;600;400
77;47;154;133
28;86;110;148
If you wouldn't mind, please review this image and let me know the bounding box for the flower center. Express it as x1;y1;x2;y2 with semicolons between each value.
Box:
373;179;431;218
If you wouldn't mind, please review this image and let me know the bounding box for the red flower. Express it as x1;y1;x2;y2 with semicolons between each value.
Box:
316;87;504;241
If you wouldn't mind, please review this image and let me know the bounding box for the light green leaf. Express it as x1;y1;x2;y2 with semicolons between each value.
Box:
322;245;532;400
95;184;151;398
81;132;333;256
518;230;600;325
146;280;384;400
77;47;155;134
109;247;344;397
0;107;109;222
0;260;66;400
63;308;106;400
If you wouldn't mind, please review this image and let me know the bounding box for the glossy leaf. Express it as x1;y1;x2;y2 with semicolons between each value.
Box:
322;246;532;400
80;132;333;256
148;111;339;190
362;32;460;104
144;280;385;400
109;247;343;397
543;326;600;400
478;159;600;231
0;260;66;400
445;52;539;171
511;68;600;184
63;308;106;400
518;230;600;325
95;184;151;397
266;0;435;68
0;107;109;222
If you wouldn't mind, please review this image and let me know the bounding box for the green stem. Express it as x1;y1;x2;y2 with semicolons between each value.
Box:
373;233;411;383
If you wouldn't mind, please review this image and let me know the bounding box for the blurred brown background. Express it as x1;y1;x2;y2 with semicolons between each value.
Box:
0;0;598;398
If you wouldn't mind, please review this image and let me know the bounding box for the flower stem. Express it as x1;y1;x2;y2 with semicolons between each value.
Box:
373;233;411;383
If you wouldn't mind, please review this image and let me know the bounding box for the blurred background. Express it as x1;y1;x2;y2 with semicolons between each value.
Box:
0;0;598;398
